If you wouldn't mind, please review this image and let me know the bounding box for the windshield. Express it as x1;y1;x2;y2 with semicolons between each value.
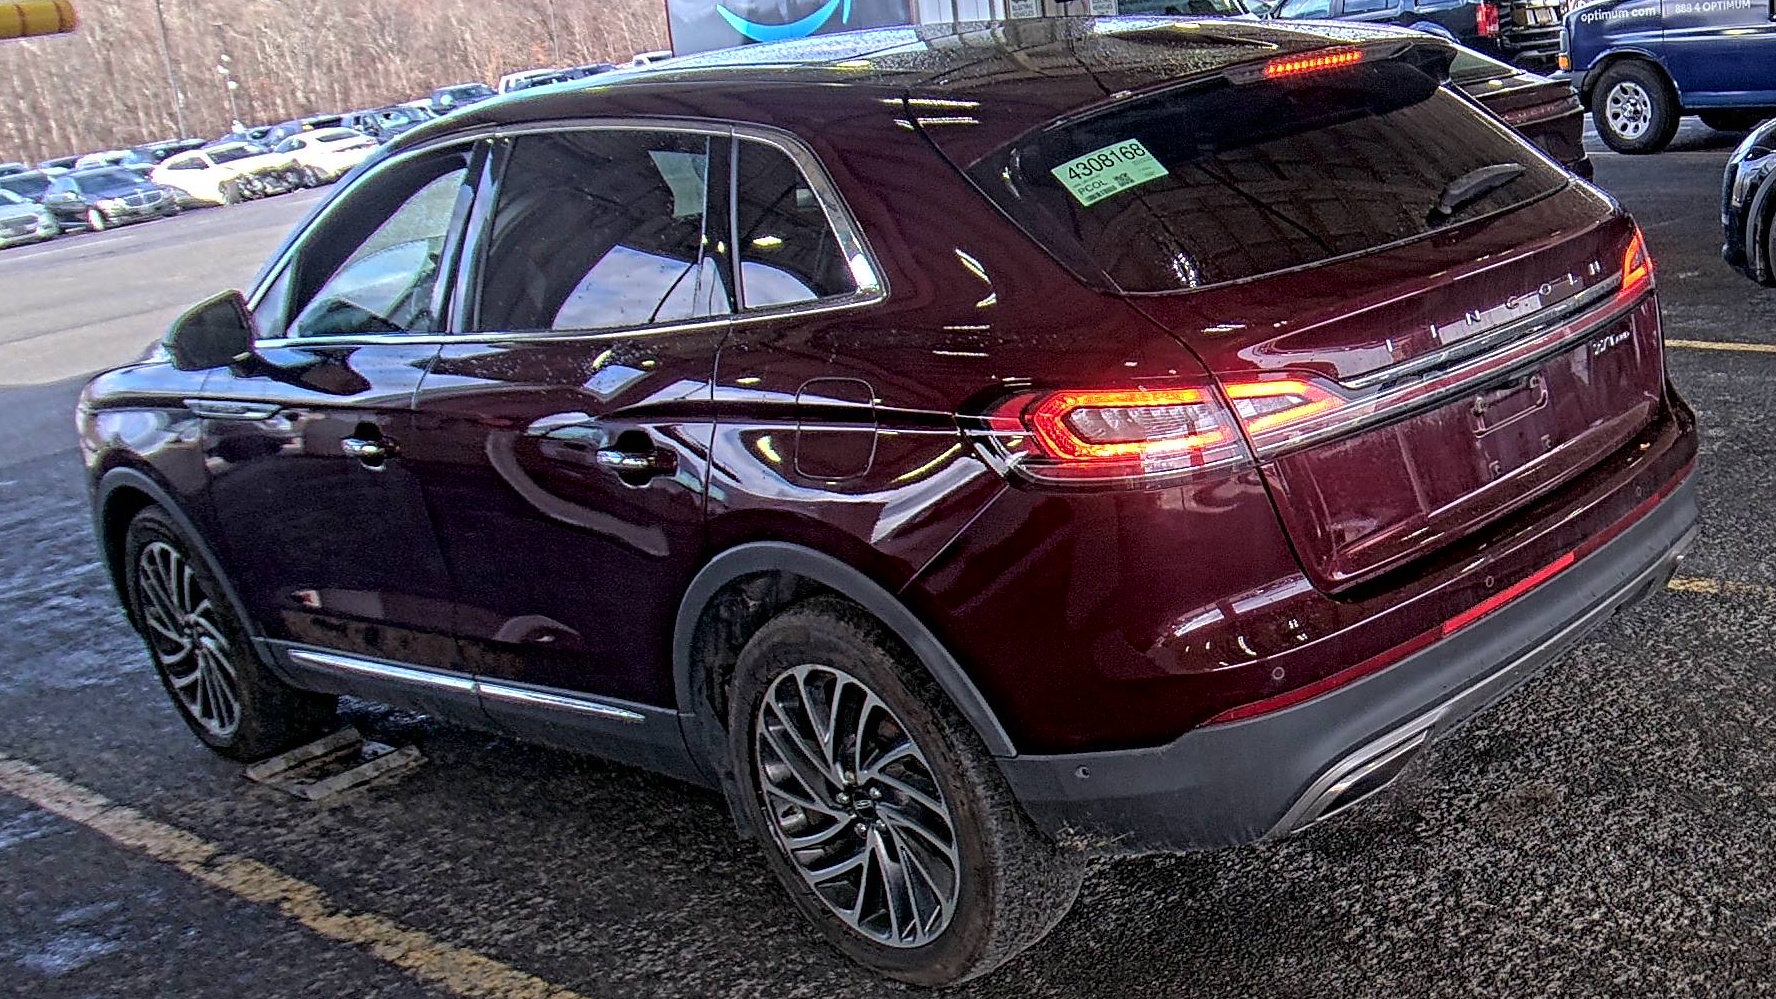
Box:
77;169;146;195
964;57;1568;293
313;129;363;144
209;144;265;164
0;174;49;200
0;189;25;206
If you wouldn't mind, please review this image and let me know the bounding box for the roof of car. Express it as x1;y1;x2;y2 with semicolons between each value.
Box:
394;17;1437;161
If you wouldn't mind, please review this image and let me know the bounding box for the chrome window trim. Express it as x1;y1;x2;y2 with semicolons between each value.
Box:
248;116;888;350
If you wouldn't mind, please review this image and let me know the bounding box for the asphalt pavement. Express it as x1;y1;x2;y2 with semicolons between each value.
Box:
4;121;1776;998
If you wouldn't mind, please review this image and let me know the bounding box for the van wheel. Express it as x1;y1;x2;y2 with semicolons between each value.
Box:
1700;110;1767;133
124;506;338;760
728;596;1084;986
1594;61;1680;154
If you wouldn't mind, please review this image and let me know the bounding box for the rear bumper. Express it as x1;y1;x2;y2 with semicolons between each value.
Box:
999;472;1698;852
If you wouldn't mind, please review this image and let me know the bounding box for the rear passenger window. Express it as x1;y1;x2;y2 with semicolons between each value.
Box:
472;130;733;333
734;139;857;309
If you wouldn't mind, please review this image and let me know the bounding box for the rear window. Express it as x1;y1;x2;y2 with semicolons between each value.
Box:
965;57;1569;293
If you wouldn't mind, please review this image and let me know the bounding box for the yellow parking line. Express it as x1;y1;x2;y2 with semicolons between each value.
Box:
1668;576;1776;600
1667;339;1776;354
0;754;587;999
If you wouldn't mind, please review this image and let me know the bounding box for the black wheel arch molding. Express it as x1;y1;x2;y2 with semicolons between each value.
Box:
671;541;1020;825
93;464;252;643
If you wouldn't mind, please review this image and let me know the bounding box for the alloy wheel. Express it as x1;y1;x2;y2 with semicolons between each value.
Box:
754;663;961;949
1605;81;1653;141
136;541;241;738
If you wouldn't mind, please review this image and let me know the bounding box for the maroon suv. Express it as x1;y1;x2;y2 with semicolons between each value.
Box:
80;18;1698;985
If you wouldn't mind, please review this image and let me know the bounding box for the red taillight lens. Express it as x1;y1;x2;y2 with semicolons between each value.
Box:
1263;48;1363;80
1025;388;1236;462
1476;1;1501;36
986;386;1248;484
1620;226;1654;301
1222;379;1345;441
982;378;1355;485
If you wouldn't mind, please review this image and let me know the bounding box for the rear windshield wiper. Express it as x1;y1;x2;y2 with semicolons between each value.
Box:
1427;163;1526;225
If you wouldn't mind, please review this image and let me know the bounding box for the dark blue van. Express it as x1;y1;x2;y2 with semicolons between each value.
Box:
1561;0;1775;152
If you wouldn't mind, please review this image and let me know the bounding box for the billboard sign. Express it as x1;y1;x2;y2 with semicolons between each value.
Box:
669;0;915;55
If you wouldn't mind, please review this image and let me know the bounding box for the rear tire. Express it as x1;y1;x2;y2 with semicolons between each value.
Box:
1700;110;1767;133
124;506;337;761
728;596;1084;986
1593;61;1680;154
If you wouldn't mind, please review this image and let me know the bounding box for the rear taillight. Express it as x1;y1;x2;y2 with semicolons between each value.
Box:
984;385;1249;485
1620;226;1654;301
1477;0;1501;36
1223;379;1344;441
981;379;1357;485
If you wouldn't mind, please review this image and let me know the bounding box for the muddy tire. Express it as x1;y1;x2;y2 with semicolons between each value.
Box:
124;506;337;761
728;596;1084;986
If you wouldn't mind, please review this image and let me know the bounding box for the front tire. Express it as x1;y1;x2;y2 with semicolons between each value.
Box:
1593;61;1680;154
124;506;337;760
729;597;1084;986
84;207;106;232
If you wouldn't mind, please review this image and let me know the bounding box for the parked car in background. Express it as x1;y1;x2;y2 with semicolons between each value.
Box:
214;124;279;146
36;154;80;174
344;104;436;143
0;161;28;176
125;138;207;168
152;142;303;206
1451;47;1591;178
428;81;496;114
1721;120;1776;284
41;167;178;231
0;187;58;247
80;19;1696;986
74;150;132;171
1266;0;1564;69
270;128;379;185
496;66;602;93
1561;0;1774;153
0;169;54;203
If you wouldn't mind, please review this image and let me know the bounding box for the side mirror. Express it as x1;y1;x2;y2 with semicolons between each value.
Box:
165;290;256;371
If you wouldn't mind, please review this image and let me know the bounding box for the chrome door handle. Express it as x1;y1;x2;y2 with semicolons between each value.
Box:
185;399;281;421
594;447;675;476
342;436;398;465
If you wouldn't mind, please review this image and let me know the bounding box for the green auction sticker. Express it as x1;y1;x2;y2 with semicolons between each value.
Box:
1051;139;1169;207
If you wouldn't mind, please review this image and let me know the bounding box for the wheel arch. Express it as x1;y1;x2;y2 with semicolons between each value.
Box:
1578;49;1672;108
672;541;1018;791
96;466;255;641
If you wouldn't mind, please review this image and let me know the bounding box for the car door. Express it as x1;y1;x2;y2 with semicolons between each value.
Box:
1661;0;1776;103
190;142;484;708
405;125;733;768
